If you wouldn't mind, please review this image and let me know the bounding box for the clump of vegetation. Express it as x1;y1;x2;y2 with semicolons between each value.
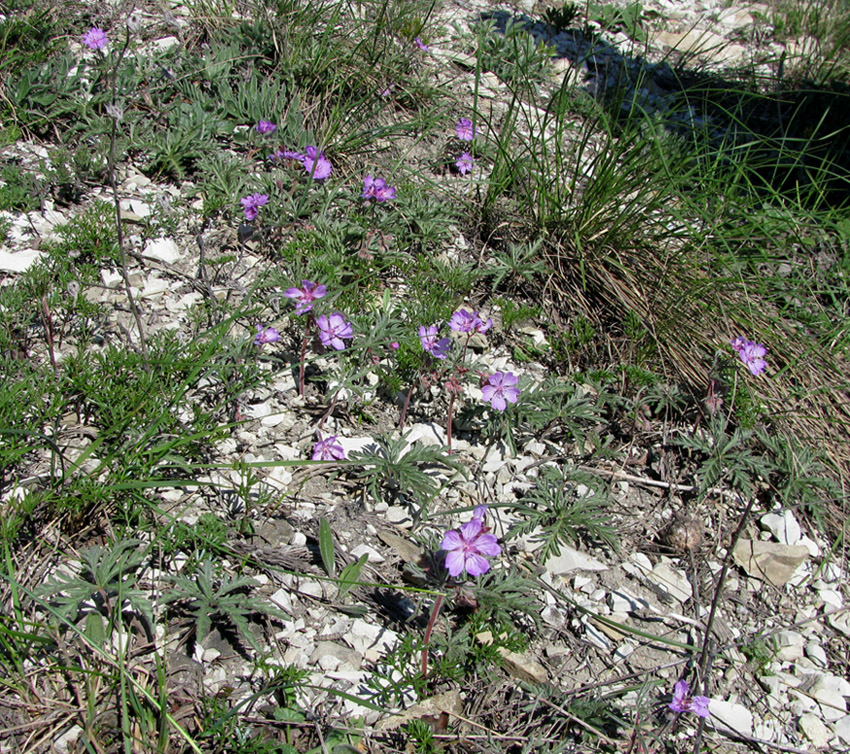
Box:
1;0;848;751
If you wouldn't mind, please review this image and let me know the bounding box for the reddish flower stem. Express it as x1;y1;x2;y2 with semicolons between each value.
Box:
400;379;417;428
421;593;444;680
446;393;455;454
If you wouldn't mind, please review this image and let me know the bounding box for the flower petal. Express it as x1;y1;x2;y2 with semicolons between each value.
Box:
464;553;491;577
444;550;465;577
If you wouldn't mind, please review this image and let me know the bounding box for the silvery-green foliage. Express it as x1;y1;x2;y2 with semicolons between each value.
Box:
36;539;153;632
351;433;465;517
507;465;617;559
160;559;285;653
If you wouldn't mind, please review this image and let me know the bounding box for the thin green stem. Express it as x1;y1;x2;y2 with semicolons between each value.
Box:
106;28;148;362
299;315;313;395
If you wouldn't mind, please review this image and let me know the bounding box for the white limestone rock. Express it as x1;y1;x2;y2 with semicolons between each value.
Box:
0;248;43;273
800;713;831;748
143;237;181;264
709;699;754;738
544;545;608;575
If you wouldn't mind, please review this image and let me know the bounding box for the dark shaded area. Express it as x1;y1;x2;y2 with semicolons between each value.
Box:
480;10;850;207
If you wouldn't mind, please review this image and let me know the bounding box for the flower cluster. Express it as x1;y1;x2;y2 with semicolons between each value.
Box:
417;313;520;412
283;280;353;350
453;118;478;175
241;193;269;221
669;680;711;718
441;506;501;578
730;335;767;376
362;175;396;203
82;27;108;50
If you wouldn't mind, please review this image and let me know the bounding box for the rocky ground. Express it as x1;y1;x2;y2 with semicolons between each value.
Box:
2;1;849;752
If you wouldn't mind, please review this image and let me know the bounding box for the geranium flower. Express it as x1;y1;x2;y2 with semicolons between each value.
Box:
303;146;332;180
256;120;277;135
730;336;767;376
254;325;281;346
414;37;429;51
316;313;353;350
449;309;492;334
455;117;479;142
284;280;327;315
482;371;520;411
418;325;450;360
240;193;269;221
312;435;346;461
82;27;108;50
455;152;475;175
362;175;396;202
441;517;501;578
269;149;305;163
669;680;711;718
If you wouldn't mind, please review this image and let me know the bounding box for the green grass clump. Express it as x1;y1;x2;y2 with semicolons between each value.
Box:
0;163;41;211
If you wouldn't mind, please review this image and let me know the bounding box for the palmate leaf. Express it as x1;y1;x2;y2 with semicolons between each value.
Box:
35;538;153;628
160;560;285;652
507;465;617;560
351;433;465;516
676;414;776;499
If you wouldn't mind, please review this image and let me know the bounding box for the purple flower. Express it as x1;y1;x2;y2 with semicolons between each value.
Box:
455;152;475;175
254;325;281;346
269;149;305;163
389;341;400;350
669;680;711;718
256;120;277;135
730;336;747;352
482;371;520;411
284;280;327;315
414;37;429;51
418;325;451;360
241;193;269;221
378;85;395;98
362;175;397;202
312;435;346;461
316;313;353;350
449;309;492;335
303;146;332;180
82;27;108;50
730;336;767;376
455;117;479;142
472;504;488;520
441;517;501;578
